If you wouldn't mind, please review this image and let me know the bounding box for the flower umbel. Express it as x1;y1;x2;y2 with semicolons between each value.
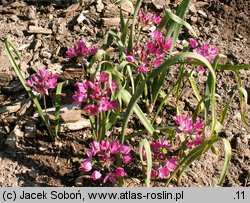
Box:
82;139;132;185
26;69;58;95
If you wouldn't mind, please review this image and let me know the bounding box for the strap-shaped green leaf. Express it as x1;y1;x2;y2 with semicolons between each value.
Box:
139;139;152;187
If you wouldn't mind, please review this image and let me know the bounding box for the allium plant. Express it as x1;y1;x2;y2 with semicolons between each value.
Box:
81;139;132;185
72;73;118;140
5;0;250;187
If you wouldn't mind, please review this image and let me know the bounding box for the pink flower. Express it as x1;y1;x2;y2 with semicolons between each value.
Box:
138;9;151;26
81;158;92;172
91;170;102;180
198;66;205;72
121;145;131;154
115;167;125;177
91;141;100;155
193;120;204;133
103;173;116;184
66;39;98;58
164;38;172;52
107;80;118;92
150;30;163;42
98;98;117;112
151;169;157;180
187;136;203;148
126;55;135;63
110;141;121;154
189;38;198;48
26;79;33;87
122;155;132;164
26;69;58;95
193;42;219;63
158;166;170;179
100;140;111;151
152;14;162;25
99;73;109;83
84;104;98;115
138;64;148;74
166;157;177;171
173;115;193;134
153;59;163;67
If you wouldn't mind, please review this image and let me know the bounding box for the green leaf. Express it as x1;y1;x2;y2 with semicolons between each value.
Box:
128;0;142;53
139;139;152;187
54;81;68;138
4;39;54;139
120;89;156;143
218;138;231;185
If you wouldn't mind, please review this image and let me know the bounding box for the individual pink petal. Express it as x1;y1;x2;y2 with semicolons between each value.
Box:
84;104;98;115
121;145;131;155
39;69;48;79
158;166;170;179
126;55;135;63
115;167;125;177
91;170;102;181
81;158;92;172
198;66;205;72
193;120;204;132
164;38;172;52
122;155;132;164
26;79;33;87
166;157;177;172
151;169;157;180
103;173;116;184
110;141;121;154
153;59;163;68
152;13;162;25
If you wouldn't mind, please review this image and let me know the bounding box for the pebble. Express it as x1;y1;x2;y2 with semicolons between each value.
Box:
77;13;86;24
96;0;104;13
41;51;52;59
25;124;36;139
198;10;207;18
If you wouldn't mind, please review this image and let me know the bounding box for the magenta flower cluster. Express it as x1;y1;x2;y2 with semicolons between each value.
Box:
146;140;178;179
72;73;118;115
26;69;58;95
126;30;172;74
81;140;132;184
173;115;210;148
66;39;98;59
138;9;162;26
188;38;219;71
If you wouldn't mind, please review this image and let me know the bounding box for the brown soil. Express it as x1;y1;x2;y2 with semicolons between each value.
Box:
0;0;249;187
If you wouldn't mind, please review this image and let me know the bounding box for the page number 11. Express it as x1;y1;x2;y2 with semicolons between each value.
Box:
235;191;245;200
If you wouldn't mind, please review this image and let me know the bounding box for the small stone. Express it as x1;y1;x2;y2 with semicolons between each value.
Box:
152;0;170;10
28;169;38;178
38;146;47;151
10;15;19;22
61;118;91;132
25;124;36;138
75;176;83;187
27;6;36;20
5;125;23;148
197;10;207;18
189;4;197;14
28;26;52;35
77;13;86;24
0;102;21;114
156;117;162;125
96;0;104;13
41;51;52;59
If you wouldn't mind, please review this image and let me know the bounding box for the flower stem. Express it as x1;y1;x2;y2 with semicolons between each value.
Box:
43;95;50;126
